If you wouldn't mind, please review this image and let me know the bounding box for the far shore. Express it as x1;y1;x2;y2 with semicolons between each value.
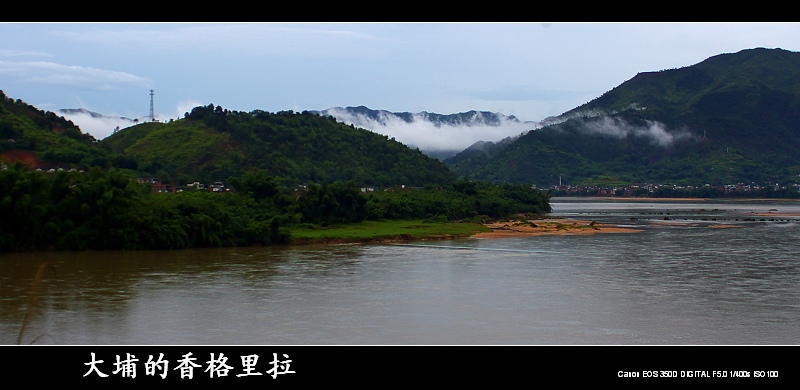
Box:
568;197;709;202
555;196;800;202
750;211;800;217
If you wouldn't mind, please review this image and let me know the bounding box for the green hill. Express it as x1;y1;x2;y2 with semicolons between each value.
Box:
0;90;109;169
446;48;800;186
101;104;456;187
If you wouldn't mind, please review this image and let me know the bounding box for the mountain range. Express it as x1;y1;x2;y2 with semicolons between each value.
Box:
313;105;533;128
3;47;800;189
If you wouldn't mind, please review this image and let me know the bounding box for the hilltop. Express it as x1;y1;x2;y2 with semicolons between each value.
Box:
445;48;800;187
100;104;457;187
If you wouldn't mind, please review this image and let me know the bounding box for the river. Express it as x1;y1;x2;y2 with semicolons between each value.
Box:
2;197;799;345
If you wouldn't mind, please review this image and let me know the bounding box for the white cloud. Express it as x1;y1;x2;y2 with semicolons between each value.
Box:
582;116;696;147
0;60;151;90
0;49;52;58
56;23;392;60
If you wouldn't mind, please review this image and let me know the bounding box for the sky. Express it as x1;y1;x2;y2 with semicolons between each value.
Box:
2;22;800;150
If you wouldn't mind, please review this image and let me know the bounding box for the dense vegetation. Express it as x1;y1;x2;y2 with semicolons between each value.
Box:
0;162;550;252
364;181;550;222
446;48;800;187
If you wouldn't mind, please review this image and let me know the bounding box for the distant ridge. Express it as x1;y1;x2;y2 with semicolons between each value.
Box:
314;105;533;128
312;106;538;159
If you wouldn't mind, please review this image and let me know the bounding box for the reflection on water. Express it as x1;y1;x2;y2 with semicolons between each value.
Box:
2;198;799;345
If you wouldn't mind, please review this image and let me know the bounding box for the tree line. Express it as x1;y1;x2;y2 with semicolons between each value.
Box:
0;163;551;252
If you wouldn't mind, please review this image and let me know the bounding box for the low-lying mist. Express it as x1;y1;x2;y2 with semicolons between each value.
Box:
582;116;696;147
321;107;538;152
59;110;140;140
542;104;697;148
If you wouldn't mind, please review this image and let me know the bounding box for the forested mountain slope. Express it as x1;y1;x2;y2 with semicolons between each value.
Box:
446;48;800;186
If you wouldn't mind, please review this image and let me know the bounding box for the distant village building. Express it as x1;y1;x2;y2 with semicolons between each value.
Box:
186;181;205;191
209;181;226;192
136;177;158;185
151;181;176;193
135;177;176;193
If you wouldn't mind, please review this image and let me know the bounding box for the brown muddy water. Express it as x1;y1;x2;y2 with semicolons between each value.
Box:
2;198;799;345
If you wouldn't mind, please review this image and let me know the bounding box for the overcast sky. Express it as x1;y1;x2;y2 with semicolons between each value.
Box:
2;22;800;148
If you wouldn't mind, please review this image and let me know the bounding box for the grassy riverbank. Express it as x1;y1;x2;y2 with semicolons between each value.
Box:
288;219;493;244
287;216;644;245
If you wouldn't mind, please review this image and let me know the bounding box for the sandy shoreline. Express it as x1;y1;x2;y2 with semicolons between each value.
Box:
473;218;642;238
564;196;800;203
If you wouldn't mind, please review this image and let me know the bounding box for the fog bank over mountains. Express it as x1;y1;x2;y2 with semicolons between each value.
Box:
314;106;539;153
60;105;544;154
63;103;686;158
58;108;144;140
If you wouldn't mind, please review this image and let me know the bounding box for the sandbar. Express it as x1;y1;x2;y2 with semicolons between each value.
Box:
473;218;642;239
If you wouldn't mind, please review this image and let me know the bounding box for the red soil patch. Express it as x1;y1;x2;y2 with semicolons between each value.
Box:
0;150;72;170
0;150;40;167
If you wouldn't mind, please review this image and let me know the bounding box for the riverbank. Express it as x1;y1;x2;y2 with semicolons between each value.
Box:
287;219;493;245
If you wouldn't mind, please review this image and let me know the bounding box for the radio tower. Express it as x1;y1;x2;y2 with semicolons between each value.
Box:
149;89;155;122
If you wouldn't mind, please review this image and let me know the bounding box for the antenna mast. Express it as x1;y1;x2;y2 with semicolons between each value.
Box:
149;89;155;122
